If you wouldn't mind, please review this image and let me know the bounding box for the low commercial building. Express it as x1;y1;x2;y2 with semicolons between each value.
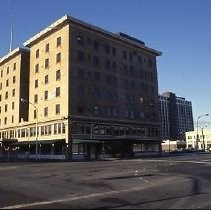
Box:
161;139;186;152
186;130;211;150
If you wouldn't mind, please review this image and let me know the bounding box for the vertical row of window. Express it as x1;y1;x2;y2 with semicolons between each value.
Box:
32;36;62;120
0;61;17;126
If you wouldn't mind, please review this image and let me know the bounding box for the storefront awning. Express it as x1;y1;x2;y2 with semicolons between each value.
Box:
73;139;101;144
10;139;65;146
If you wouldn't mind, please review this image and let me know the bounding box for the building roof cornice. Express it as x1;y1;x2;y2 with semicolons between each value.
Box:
23;15;162;56
0;47;29;66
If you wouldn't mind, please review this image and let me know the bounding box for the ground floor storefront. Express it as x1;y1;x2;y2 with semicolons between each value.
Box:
0;118;161;160
0;138;161;161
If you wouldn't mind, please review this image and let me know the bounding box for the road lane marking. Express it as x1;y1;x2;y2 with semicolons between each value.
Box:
130;159;211;164
2;177;177;209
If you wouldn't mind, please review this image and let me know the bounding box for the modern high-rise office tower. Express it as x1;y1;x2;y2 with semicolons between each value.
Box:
159;92;194;141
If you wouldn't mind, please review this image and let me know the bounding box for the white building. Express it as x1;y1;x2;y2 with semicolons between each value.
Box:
186;130;211;150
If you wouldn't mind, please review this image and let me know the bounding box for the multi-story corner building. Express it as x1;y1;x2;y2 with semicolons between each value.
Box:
0;48;29;137
159;92;194;141
0;15;162;160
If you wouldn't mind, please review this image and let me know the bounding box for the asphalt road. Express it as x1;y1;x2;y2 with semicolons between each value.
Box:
1;153;211;209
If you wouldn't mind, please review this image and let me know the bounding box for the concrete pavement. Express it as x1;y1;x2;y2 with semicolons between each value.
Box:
1;153;211;209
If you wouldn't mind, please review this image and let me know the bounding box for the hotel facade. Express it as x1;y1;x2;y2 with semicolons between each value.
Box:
0;15;162;160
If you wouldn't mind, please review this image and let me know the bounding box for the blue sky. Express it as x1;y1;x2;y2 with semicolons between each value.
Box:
0;0;211;127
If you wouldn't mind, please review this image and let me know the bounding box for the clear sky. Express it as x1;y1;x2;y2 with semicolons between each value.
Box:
0;0;211;127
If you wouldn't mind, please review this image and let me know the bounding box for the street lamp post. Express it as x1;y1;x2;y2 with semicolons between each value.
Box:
196;114;209;150
199;125;207;151
21;98;38;160
201;128;205;151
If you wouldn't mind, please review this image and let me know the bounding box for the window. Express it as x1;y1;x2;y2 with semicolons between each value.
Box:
45;43;49;53
93;56;99;65
105;44;110;54
105;90;112;100
92;87;100;98
57;37;61;47
112;76;117;85
140;112;145;119
87;37;91;45
77;104;84;113
138;55;143;64
35;79;38;88
129;52;133;61
6;79;9;87
106;107;111;117
12;89;15;97
87;54;91;61
148;58;152;68
123;51;127;59
5;104;8;112
105;75;112;84
0;83;2;90
105;59;110;69
0;94;1;101
93;106;100;115
45;75;49;84
36;49;39;58
13;63;16;71
54;124;57;134
55;104;60;115
44;107;48;117
113;107;118;117
112;61;117;71
77;85;84;96
44;91;48;100
56;87;60;97
13;76;16;83
112;47;117;56
34;94;38;103
94;40;99;50
77;68;84;79
5;92;8;99
0;106;1;113
12;102;15;110
7;67;9;74
34;110;37;119
56;53;61;63
11;116;14;124
1;70;3;77
78;51;84;61
4;117;7;125
56;70;61;80
94;72;100;81
35;64;39;73
45;58;49;69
